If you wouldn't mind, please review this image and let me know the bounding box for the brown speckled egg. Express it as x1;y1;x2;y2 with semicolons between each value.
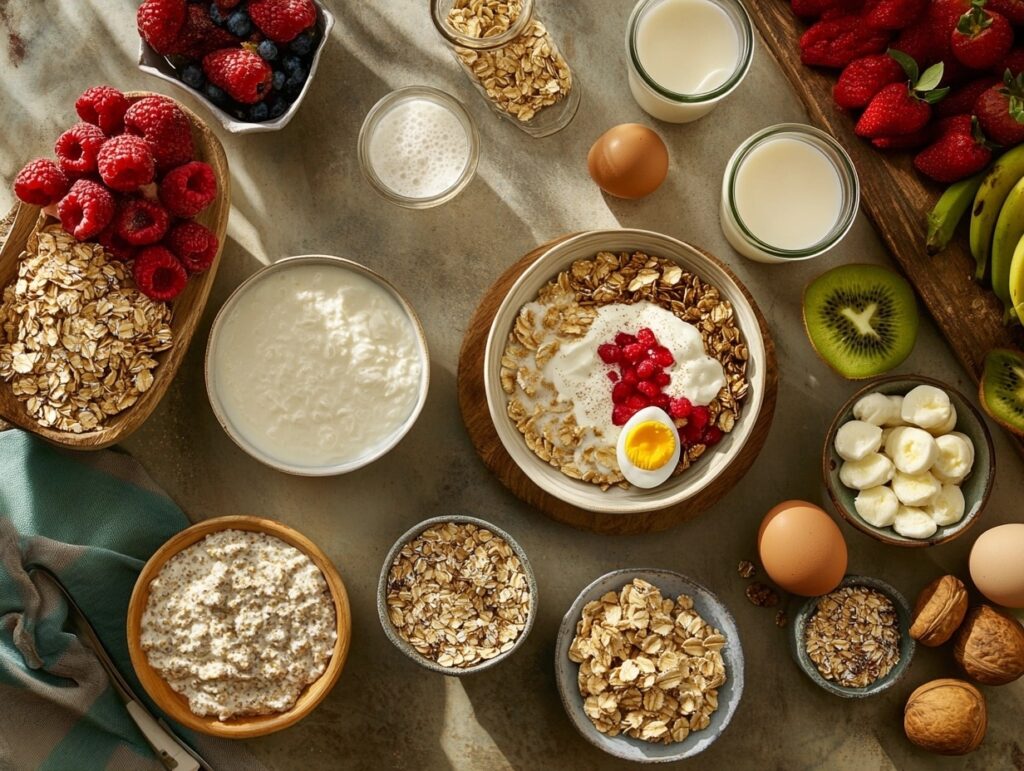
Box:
587;124;669;199
757;500;848;597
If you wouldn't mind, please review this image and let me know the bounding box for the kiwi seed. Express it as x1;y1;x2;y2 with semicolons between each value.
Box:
980;348;1024;435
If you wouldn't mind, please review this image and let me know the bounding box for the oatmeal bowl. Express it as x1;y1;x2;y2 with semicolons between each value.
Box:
483;229;771;515
127;516;351;738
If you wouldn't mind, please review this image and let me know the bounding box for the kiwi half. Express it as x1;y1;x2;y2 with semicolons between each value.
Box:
802;264;919;379
980;348;1024;435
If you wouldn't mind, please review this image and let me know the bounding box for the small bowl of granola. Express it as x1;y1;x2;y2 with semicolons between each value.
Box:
484;229;771;515
555;569;744;762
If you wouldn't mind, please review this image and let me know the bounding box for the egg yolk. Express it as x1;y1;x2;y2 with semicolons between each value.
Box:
624;421;676;471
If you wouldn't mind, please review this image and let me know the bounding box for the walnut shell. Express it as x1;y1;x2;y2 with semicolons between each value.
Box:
953;605;1024;685
903;678;987;755
910;575;968;647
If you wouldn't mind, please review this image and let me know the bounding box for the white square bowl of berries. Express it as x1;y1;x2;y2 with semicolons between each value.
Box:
137;0;334;133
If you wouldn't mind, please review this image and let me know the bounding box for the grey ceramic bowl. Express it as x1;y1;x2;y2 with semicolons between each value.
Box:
376;515;537;676
138;1;334;133
823;375;995;548
555;569;744;763
789;575;915;699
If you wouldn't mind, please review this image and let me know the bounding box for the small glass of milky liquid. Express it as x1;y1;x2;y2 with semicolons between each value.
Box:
358;86;479;209
626;0;754;123
720;124;861;263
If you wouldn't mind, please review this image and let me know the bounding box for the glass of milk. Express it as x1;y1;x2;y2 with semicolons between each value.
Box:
358;86;480;209
720;124;861;263
625;0;754;123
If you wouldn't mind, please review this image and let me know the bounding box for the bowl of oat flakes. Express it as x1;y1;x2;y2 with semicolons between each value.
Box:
484;229;770;514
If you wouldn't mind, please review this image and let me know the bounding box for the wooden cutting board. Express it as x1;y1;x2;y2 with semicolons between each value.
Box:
746;0;1024;450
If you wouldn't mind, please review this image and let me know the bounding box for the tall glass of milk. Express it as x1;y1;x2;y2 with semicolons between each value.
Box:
720;124;861;263
625;0;754;123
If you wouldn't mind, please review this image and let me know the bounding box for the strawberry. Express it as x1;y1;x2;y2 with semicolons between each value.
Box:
893;20;946;66
997;48;1024;76
800;14;892;69
834;53;906;109
914;116;993;180
871;127;933;147
863;0;928;30
791;0;863;18
975;71;1024;146
951;0;1014;71
988;0;1024;24
856;54;949;137
935;74;999;116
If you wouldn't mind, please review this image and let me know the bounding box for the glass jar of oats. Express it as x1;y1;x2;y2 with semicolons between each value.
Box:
430;0;580;137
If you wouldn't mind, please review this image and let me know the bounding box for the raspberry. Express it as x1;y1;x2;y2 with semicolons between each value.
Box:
216;0;243;8
621;367;639;386
611;381;632;404
653;394;671;411
75;86;130;135
14;159;69;206
248;0;316;43
703;426;724;446
622;343;645;363
158;161;218;217
133;246;188;302
636;328;656;347
170;4;240;58
612;404;635;427
97;225;138;262
54;123;106;177
137;0;186;55
689;406;710;432
97;135;156;193
669;397;693;419
636;381;659;399
203;48;273;104
614;332;636;347
115;198;171;246
124;96;194;172
652;346;675;368
626;395;648;411
636;360;657;380
597;343;621;364
682;420;704;444
607;370;619;382
654;372;671;387
167;221;219;273
57;179;115;241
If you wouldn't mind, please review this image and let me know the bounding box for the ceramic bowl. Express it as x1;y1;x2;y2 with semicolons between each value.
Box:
138;2;334;133
377;515;538;676
823;375;995;548
555;568;744;763
788;575;915;698
126;516;351;738
483;229;770;515
205;254;430;476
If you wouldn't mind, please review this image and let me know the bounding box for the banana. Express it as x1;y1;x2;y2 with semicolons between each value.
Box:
834;420;883;461
852;393;904;426
839;453;895;490
932;433;974;484
949;431;976;467
927;404;958;436
927;172;986;255
927;484;966;526
885;426;939;474
892;470;942;507
1010;233;1024;322
901;385;953;430
894;506;938;539
991;176;1024;317
971;143;1024;281
854;485;899;528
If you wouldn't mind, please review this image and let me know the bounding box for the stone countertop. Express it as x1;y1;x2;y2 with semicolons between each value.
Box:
1;1;1022;769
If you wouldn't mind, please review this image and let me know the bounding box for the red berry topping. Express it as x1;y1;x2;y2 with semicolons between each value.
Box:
622;343;645;363
636;381;659;398
167;221;219;273
124;96;194;172
683;420;704;444
612;381;632;404
137;0;186;55
653;394;671;411
607;370;620;382
133;246;188;302
597;343;621;364
115;198;171;246
54;123;106;177
636;360;657;380
203;48;274;104
689;406;710;432
669;397;693;419
652;346;675;367
75;86;130;135
158;161;217;217
97;135;156;193
621;367;639;387
14;159;69;207
636;327;656;347
97;225;138;262
614;332;636;347
654;372;671;387
703;426;724;446
612;404;635;426
626;395;648;411
57;179;115;241
248;0;317;43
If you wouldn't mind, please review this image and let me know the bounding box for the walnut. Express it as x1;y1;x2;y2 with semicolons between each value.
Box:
953;605;1024;686
909;575;968;647
903;678;987;756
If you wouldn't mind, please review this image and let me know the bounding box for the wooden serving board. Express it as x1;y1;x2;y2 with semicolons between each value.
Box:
746;1;1024;449
457;236;778;535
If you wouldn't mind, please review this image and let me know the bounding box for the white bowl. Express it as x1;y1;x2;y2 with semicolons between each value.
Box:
205;255;430;476
483;229;768;514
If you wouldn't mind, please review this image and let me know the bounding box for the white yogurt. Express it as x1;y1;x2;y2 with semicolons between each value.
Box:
210;262;424;470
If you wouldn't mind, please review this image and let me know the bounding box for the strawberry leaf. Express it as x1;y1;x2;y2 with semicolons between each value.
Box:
916;62;945;93
1010;94;1024;125
923;87;951;104
888;48;918;82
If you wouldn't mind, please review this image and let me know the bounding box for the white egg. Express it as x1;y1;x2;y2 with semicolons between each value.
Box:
616;406;681;489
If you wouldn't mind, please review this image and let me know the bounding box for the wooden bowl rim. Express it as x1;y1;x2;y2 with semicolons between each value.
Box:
126;515;351;738
821;374;996;548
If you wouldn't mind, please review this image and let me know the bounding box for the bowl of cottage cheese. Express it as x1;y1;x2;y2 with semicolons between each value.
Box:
127;516;351;738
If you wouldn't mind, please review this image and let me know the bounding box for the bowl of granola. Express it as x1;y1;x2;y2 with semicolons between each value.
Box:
484;229;769;514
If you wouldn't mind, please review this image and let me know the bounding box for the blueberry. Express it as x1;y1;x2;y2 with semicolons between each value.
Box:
257;39;278;61
267;96;288;118
289;31;315;56
249;102;270;122
284;70;307;97
226;10;252;37
272;70;287;91
204;83;228;106
209;3;227;25
181;64;205;89
282;55;303;75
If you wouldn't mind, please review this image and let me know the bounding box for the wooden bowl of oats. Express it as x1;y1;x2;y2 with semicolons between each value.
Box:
482;229;772;515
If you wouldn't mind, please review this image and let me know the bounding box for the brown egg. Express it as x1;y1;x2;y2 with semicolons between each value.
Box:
587;124;669;199
970;524;1024;608
757;500;848;597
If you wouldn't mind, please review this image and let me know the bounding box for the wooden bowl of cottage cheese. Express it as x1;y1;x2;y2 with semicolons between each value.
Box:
126;516;351;738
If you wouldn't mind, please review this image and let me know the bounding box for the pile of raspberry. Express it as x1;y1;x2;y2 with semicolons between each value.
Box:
12;85;219;303
137;0;319;123
598;327;723;447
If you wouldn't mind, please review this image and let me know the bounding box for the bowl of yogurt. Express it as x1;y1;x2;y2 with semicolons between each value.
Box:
206;255;430;475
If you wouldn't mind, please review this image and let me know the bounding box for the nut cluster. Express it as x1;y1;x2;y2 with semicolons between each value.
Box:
385;521;531;669
568;578;727;745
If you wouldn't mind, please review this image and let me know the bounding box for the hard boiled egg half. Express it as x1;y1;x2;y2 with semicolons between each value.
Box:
616;407;681;488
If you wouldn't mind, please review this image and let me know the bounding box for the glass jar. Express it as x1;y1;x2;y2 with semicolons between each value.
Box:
430;0;580;137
